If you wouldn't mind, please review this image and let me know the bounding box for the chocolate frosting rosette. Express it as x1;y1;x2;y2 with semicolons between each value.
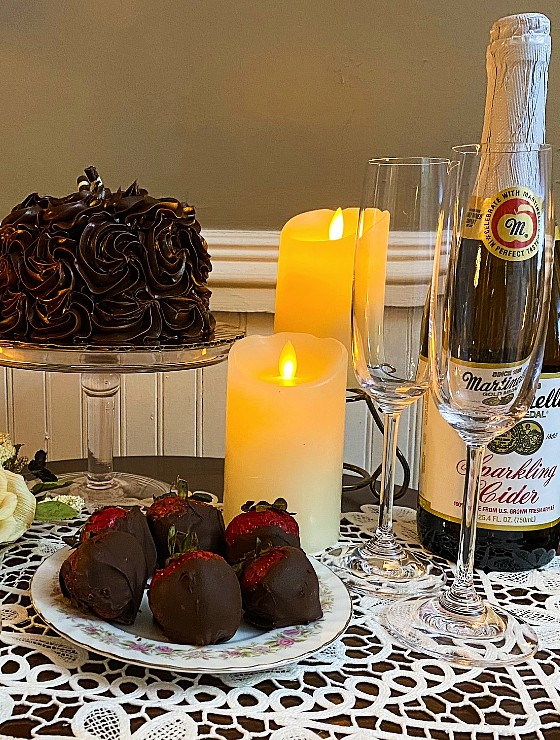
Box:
0;167;216;345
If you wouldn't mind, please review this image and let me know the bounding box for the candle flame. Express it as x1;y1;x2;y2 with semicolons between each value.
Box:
278;341;297;381
329;207;344;240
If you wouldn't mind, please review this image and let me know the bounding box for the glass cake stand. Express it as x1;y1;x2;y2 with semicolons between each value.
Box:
0;323;244;510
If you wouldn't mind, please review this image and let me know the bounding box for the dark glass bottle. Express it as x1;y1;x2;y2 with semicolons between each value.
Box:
416;12;554;572
417;233;560;571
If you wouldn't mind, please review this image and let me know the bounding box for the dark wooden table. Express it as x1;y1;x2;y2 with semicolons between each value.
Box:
49;455;418;512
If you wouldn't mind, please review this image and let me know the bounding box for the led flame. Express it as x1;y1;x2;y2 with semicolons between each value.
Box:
278;341;297;381
329;207;344;240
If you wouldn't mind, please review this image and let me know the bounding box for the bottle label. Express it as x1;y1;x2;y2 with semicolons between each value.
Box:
420;373;560;530
448;356;531;410
463;187;543;262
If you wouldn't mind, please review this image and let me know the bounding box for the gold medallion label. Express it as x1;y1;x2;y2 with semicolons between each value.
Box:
463;188;543;262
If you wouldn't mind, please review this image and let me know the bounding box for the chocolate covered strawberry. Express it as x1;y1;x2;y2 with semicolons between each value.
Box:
225;498;300;565
146;481;225;566
60;530;149;625
148;545;242;646
240;544;322;629
80;505;157;574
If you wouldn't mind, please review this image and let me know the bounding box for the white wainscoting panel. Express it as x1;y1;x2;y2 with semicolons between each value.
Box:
121;374;159;457
161;371;198;457
11;369;48;458
201;312;247;458
344;398;372;470
0;230;426;486
47;373;83;461
0;369;9;434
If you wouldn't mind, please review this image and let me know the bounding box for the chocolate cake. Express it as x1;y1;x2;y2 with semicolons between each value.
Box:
240;545;322;629
147;493;226;566
80;505;157;574
0;167;215;345
148;550;242;645
59;530;149;625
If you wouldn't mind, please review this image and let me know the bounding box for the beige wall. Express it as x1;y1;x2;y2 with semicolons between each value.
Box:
0;0;558;230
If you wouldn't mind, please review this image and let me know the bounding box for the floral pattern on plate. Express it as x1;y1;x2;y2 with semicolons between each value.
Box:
32;546;351;673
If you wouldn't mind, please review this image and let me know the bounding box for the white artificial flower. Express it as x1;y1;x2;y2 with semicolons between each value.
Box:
0;433;16;466
44;494;85;513
0;464;36;543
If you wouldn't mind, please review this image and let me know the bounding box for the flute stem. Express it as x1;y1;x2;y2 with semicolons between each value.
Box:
439;443;486;617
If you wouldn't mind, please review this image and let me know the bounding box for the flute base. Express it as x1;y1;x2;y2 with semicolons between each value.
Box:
57;472;169;512
382;594;538;667
324;544;446;597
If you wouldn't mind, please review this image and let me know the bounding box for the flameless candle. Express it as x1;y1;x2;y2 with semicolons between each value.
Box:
223;332;347;553
351;209;391;379
274;208;389;385
275;208;357;352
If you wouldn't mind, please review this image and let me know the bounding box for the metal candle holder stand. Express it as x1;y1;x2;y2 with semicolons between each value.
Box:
342;389;411;501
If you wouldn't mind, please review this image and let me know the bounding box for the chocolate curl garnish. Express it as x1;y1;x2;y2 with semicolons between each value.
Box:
77;176;90;193
77;166;105;199
85;166;103;191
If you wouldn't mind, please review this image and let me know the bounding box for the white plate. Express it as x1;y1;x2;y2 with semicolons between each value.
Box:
31;547;352;674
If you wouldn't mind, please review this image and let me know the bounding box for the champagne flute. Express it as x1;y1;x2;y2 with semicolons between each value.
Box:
384;143;554;665
326;157;448;596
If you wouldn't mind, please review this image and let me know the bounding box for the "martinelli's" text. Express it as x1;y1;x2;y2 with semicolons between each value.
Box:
462;371;524;394
530;386;560;409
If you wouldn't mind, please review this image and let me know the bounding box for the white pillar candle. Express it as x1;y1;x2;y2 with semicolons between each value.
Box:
274;208;388;386
274;209;357;385
223;332;347;553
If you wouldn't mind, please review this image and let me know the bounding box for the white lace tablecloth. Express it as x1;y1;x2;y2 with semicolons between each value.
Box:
1;505;560;740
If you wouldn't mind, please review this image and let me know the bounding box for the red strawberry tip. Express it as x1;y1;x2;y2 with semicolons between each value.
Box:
225;507;299;545
241;546;286;590
233;536;274;576
151;548;223;587
147;495;189;520
80;506;128;541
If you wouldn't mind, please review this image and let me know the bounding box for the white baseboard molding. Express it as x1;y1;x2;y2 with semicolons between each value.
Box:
206;229;279;312
205;228;434;313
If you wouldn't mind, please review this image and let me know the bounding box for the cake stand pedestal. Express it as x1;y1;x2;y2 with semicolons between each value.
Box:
0;324;243;509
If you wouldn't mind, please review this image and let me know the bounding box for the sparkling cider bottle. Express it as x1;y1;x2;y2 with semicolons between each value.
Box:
417;13;555;571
